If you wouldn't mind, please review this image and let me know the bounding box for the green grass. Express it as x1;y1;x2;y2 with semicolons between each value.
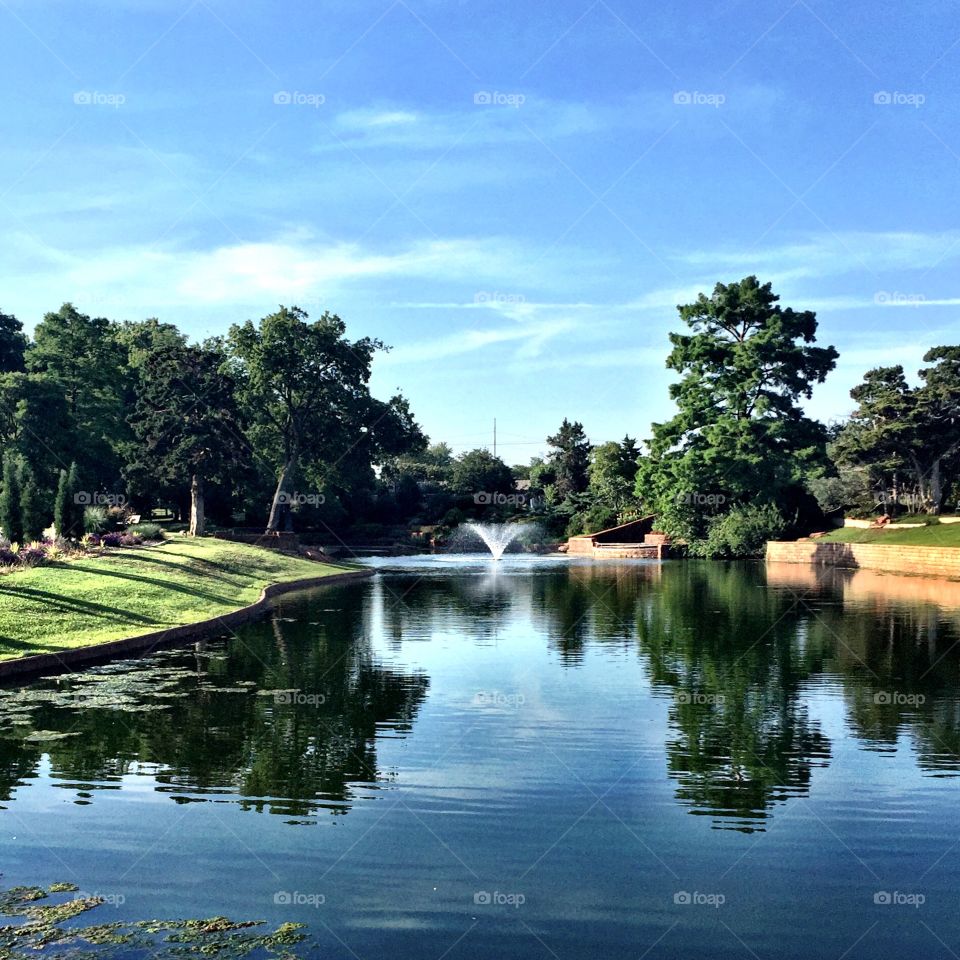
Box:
0;538;353;661
819;524;960;546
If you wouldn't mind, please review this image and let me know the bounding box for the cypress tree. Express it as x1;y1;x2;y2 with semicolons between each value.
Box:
54;468;69;537
19;462;45;542
0;454;22;544
54;461;81;538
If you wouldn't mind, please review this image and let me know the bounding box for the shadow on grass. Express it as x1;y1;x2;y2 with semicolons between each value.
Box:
0;584;158;624
61;564;236;605
125;544;288;581
107;549;251;587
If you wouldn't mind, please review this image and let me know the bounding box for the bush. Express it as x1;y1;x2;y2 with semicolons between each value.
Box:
128;522;163;539
84;506;108;534
17;542;48;567
690;503;786;559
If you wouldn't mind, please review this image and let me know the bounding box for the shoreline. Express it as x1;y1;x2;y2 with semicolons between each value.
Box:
0;567;374;683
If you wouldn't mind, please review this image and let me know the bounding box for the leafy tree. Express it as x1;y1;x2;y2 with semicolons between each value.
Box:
0;373;74;486
26;303;127;486
0;310;27;373
129;342;248;536
229;306;422;532
832;349;960;514
588;436;640;513
450;449;515;502
546;419;591;502
636;276;837;551
0;454;22;543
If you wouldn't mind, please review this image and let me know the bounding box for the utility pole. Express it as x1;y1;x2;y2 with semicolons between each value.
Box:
493;418;497;458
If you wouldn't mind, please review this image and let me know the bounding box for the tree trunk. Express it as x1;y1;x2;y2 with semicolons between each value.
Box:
931;459;943;515
266;456;297;533
189;474;205;537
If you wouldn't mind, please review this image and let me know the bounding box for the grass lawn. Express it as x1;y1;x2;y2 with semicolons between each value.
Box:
818;524;960;546
0;537;353;661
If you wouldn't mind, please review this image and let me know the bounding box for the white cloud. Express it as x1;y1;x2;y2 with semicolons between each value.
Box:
677;230;960;281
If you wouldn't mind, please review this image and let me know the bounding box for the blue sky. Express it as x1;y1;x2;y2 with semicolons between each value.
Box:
1;0;958;460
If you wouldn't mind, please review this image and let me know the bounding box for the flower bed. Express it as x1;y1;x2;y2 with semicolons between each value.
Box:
0;532;155;574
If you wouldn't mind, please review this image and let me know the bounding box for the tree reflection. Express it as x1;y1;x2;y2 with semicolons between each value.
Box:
0;584;429;820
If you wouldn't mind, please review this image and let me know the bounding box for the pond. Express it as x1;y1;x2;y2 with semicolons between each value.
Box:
0;555;959;958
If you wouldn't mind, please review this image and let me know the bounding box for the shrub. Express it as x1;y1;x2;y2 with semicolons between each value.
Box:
690;503;786;559
99;532;124;547
119;533;143;546
17;542;48;567
128;522;163;540
84;506;108;534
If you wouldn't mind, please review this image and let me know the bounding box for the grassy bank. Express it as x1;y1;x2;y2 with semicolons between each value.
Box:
819;524;960;546
0;538;352;661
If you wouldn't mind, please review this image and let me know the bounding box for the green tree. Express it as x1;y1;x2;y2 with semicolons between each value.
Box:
18;461;45;541
546;419;591;502
129;342;248;537
26;303;127;486
0;373;74;485
0;310;28;373
636;276;837;550
450;449;515;504
0;454;22;543
832;348;960;514
53;461;82;538
228;306;422;532
588;436;640;513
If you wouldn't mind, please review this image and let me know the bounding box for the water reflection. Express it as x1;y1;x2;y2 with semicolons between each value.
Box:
0;584;429;820
367;557;960;830
1;558;960;836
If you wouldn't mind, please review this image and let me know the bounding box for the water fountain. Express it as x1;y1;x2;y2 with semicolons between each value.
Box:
466;522;527;560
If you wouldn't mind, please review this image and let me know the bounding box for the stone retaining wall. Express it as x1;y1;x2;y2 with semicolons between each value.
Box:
766;540;960;578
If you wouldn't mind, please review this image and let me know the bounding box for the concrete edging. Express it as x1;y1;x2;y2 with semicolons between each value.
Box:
0;567;375;682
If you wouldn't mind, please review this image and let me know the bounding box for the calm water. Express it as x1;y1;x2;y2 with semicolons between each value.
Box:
1;555;960;958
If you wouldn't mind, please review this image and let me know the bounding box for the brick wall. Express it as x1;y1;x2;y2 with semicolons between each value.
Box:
766;540;960;578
